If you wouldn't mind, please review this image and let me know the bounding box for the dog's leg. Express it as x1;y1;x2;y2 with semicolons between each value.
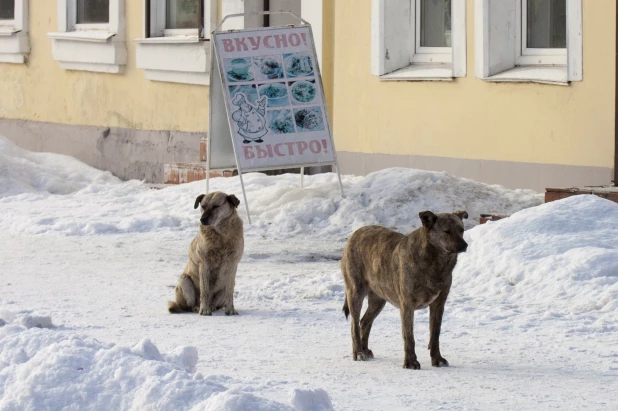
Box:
360;291;386;359
224;272;238;316
198;264;214;316
346;290;367;361
168;274;197;313
428;286;451;367
400;304;420;369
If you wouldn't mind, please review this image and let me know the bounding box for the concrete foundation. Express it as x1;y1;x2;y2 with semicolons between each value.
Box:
337;151;614;192
0;119;202;183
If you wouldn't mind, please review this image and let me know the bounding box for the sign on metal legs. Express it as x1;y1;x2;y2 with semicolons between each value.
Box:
207;12;344;223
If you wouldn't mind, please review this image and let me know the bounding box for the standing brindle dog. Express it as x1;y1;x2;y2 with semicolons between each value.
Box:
341;210;468;369
168;192;244;316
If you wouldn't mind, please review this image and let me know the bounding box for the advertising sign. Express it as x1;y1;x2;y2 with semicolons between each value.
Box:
213;25;336;171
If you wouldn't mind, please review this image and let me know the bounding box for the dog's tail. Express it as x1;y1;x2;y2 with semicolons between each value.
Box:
168;301;184;314
342;294;350;320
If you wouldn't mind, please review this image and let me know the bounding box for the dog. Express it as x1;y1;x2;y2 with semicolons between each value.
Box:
341;210;468;369
168;192;244;316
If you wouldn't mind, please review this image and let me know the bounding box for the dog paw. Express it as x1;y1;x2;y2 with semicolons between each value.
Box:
225;308;238;316
353;351;369;361
403;359;421;370
365;349;374;359
431;357;449;367
198;307;212;316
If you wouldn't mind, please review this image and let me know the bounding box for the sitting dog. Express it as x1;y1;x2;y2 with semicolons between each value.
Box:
168;192;244;316
341;210;468;369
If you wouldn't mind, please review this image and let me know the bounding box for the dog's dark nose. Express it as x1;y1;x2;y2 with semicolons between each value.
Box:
200;216;209;226
457;241;468;253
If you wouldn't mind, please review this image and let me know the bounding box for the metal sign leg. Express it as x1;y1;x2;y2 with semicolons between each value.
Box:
300;167;305;189
238;172;252;224
206;152;211;194
335;165;345;198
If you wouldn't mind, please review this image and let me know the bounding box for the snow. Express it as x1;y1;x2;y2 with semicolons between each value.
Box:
1;134;618;410
0;136;540;238
457;195;618;328
0;319;295;411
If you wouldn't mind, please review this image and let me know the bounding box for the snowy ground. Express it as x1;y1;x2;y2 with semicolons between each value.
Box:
1;136;618;410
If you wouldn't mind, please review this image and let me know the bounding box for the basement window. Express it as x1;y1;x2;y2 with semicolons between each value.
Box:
412;0;452;64
0;0;15;20
47;0;127;74
517;0;567;66
135;0;216;86
76;0;110;24
476;0;582;85
0;0;29;64
371;0;467;81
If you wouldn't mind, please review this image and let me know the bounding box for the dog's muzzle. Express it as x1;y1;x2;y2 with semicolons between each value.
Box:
457;241;468;253
200;214;211;226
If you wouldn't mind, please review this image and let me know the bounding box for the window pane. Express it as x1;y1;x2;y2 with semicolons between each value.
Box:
527;0;566;48
420;0;451;48
77;0;109;24
0;0;15;20
166;0;201;29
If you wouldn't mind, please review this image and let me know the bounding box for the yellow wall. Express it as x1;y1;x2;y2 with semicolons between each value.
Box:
0;1;210;133
331;0;616;168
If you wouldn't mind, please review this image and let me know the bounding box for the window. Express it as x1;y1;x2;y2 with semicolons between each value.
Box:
135;0;217;85
413;0;452;64
136;0;306;85
0;0;15;21
165;0;201;32
518;0;567;66
145;0;211;40
475;0;582;84
77;0;110;24
371;0;466;80
47;0;126;73
0;0;28;64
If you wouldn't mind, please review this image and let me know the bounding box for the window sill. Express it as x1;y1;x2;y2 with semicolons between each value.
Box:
379;64;453;82
0;27;20;36
483;66;568;86
47;31;115;43
134;36;201;44
0;28;28;64
135;38;210;86
47;31;126;73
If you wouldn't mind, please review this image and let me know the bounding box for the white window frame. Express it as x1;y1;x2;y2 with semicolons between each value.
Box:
135;0;218;86
136;0;308;86
371;0;466;81
47;0;126;73
516;0;567;66
147;0;214;40
475;0;582;85
411;0;452;64
0;0;29;64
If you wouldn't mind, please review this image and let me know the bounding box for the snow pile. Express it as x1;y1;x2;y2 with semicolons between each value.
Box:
0;319;306;411
0;134;542;238
0;135;120;199
289;388;333;411
456;195;618;324
0;310;53;330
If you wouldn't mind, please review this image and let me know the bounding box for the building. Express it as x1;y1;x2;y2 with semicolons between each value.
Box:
0;0;319;183
0;1;616;192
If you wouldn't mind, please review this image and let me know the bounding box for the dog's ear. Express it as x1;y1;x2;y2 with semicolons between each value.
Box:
227;194;240;208
194;194;205;209
419;211;437;230
454;210;468;221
